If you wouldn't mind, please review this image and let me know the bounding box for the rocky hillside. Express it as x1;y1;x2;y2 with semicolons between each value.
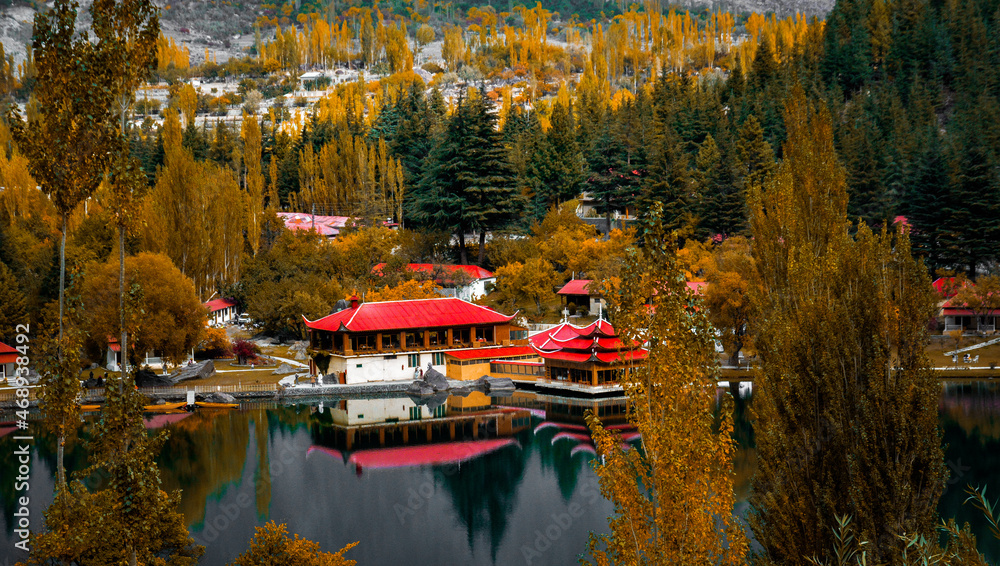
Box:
0;0;835;68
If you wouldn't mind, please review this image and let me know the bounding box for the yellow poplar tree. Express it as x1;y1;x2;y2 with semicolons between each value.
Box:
747;89;947;563
242;113;265;255
585;203;746;566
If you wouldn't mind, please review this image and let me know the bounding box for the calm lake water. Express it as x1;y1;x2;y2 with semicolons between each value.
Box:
2;381;999;565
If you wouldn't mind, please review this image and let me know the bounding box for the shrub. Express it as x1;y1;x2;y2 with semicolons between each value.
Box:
232;338;260;365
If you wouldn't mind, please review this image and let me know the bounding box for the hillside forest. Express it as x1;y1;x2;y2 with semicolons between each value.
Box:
1;0;999;344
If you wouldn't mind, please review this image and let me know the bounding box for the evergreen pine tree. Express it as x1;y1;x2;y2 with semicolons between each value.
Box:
413;91;523;265
691;134;741;237
904;126;950;271
539;98;585;205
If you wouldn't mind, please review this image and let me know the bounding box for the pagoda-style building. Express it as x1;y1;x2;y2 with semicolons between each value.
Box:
529;319;646;390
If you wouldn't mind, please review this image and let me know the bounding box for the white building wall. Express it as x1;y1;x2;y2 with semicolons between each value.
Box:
456;278;494;301
323;351;446;384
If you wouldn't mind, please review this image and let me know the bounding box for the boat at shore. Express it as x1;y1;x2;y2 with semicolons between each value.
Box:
195;401;239;409
143;402;188;412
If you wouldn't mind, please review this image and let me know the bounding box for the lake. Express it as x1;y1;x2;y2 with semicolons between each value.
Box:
2;381;999;565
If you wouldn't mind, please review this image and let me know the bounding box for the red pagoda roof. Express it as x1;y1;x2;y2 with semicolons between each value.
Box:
303;297;517;333
530;321;646;364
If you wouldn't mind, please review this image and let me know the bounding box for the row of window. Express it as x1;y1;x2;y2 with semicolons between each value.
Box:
490;362;546;377
407;353;445;367
344;327;499;352
449;354;538;366
408;405;448;420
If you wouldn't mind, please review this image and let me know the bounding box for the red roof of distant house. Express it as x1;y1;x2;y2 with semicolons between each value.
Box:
0;342;18;365
557;279;594;296
932;277;970;298
940;294;999;317
303;297;517;333
371;263;494;281
687;281;709;295
277;212;349;237
204;298;237;313
446;346;536;360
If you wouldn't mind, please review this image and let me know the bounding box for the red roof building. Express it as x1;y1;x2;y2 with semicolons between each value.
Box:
940;288;998;333
204;298;237;312
276;212;350;238
556;279;594;297
204;297;238;326
304;297;527;384
529;320;646;388
1;342;18;380
556;279;604;316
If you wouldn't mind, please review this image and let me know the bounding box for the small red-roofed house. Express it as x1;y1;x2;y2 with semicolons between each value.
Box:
371;263;496;301
303;297;527;384
529;320;646;392
205;297;238;326
556;279;604;315
0;342;18;382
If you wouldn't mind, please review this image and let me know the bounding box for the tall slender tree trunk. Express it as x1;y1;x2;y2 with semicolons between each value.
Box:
458;231;468;265
478;231;486;266
119;101;129;391
120;226;127;391
59;213;67;350
56;425;65;488
57;213;67;489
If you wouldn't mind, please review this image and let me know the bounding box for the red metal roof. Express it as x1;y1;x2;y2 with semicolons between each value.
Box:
446;346;535;360
0;342;17;365
204;298;237;312
303;297;517;333
932;277;965;298
372;263;494;281
277;212;348;237
557;279;594;296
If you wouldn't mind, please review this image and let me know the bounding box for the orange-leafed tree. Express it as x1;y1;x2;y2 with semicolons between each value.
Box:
704;236;755;366
585;202;747;565
366;279;443;302
81;253;205;369
231;522;357;566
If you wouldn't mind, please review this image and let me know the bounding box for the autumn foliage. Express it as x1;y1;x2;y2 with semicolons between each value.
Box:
231;522;357;566
585;204;746;565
